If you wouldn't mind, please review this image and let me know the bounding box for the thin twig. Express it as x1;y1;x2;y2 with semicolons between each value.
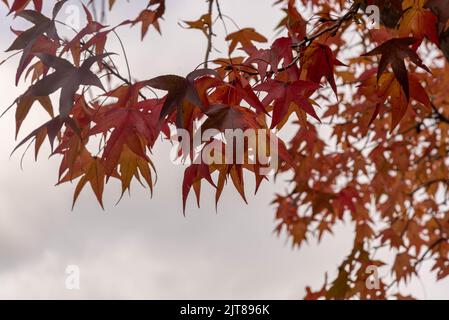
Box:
414;237;446;267
112;29;132;82
204;0;214;68
292;2;361;50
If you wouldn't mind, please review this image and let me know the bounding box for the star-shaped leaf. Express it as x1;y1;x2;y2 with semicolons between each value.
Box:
24;53;110;119
254;79;320;128
147;68;220;127
6;0;67;84
225;28;267;54
362;37;430;100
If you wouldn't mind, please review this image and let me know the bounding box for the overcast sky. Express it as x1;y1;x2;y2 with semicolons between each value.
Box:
0;0;448;299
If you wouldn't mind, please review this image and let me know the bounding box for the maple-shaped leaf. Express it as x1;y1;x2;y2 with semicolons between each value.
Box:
6;1;67;84
128;0;165;39
72;156;106;209
243;47;272;80
432;256;449;280
117;145;156;200
254;79;320;128
225;28;267;54
90;83;163;177
23;53;110;120
60;5;105;66
202;104;259;132
6;0;42;13
11;29;59;85
275;0;307;41
216;164;248;204
182;131;286;211
13;114;80;154
425;0;449;32
300;42;343;96
269;37;297;73
234;82;268;115
81;30;110;66
7;2;65;51
359;72;431;129
147;69;220;127
15;95;53;138
182;163;215;213
425;0;449;61
182;13;211;37
54;97;103;180
362;37;430;100
290;218;308;247
245;37;297;80
399;0;439;44
134;10;162;37
393;252;416;283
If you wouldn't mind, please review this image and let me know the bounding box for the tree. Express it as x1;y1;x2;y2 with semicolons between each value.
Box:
1;0;449;300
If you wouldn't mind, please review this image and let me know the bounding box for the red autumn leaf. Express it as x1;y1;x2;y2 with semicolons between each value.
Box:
245;37;297;79
362;37;430;100
6;1;67;84
425;0;449;31
90;82;163;177
254;79;320;128
202;104;259;132
399;1;439;44
300;42;344;96
7;0;42;13
359;71;430;129
60;5;105;66
182;163;216;213
24;53;109;119
275;0;307;41
147;69;220;127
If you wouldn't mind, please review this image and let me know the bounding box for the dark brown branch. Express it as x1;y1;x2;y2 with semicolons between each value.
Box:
83;44;147;100
414;237;447;268
204;0;214;68
431;102;449;124
409;179;449;196
291;2;361;50
271;2;362;75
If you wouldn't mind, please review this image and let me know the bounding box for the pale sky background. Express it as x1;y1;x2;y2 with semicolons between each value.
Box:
0;0;448;299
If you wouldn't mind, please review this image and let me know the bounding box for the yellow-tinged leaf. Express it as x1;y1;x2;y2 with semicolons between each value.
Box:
182;13;211;36
118;145;155;198
225;28;267;54
15;96;53;138
399;4;439;43
73;157;106;209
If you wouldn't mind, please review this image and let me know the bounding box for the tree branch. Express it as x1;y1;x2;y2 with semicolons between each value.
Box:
291;2;361;50
204;0;214;68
